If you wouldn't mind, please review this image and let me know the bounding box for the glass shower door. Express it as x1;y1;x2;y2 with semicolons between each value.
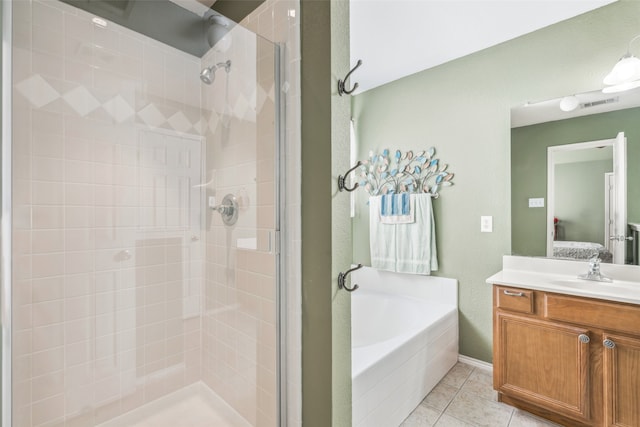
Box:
200;30;281;427
3;0;281;426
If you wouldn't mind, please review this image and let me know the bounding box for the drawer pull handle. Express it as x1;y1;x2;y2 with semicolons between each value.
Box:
578;334;590;344
603;339;616;349
503;290;525;297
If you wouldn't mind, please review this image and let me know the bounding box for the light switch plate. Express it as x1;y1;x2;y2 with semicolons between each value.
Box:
528;198;545;208
481;216;493;233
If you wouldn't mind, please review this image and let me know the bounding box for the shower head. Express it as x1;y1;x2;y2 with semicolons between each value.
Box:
200;67;215;85
200;60;231;85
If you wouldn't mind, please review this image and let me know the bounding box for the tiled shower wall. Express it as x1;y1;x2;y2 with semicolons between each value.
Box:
11;1;206;425
9;0;300;426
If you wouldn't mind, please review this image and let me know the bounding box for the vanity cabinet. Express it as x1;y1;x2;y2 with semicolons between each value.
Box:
494;312;591;423
493;285;640;427
603;333;640;427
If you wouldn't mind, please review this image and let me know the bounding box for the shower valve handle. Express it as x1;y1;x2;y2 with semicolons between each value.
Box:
210;194;239;226
211;204;233;214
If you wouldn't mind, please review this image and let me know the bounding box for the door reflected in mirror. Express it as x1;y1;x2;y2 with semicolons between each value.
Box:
547;138;623;263
511;89;640;265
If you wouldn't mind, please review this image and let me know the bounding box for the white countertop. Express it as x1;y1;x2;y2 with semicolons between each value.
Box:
487;256;640;305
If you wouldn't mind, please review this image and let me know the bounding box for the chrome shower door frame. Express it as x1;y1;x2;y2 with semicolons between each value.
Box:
1;0;13;425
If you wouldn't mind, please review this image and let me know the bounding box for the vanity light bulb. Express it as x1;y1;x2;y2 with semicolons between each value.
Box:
602;79;640;94
603;55;640;85
559;96;580;112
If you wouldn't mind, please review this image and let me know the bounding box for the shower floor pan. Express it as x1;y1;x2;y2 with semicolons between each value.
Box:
96;382;251;427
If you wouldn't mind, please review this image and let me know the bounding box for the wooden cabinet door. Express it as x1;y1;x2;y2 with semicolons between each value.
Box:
494;312;591;423
603;333;640;427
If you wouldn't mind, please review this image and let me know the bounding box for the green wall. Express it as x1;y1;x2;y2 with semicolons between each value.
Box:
512;107;640;257
330;0;352;425
555;159;612;244
351;1;640;363
300;0;351;425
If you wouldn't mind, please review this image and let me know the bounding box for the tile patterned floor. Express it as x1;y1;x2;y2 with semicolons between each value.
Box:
401;362;562;427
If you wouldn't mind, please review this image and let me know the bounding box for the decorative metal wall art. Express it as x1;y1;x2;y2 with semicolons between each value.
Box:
357;147;454;198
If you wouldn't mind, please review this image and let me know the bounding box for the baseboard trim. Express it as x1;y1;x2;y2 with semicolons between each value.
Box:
458;354;493;372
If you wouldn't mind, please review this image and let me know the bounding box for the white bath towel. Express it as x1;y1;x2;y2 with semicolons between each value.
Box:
369;194;438;275
396;194;438;274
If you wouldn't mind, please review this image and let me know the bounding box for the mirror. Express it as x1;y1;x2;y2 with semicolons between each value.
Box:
511;89;640;264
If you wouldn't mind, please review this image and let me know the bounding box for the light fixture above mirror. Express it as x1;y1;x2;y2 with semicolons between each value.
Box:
603;34;640;93
559;95;580;112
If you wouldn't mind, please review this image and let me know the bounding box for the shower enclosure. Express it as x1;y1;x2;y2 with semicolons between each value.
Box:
2;0;283;426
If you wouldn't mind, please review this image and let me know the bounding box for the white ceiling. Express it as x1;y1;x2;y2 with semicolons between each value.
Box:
350;0;618;94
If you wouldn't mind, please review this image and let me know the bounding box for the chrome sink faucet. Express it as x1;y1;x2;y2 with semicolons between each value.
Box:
578;255;612;282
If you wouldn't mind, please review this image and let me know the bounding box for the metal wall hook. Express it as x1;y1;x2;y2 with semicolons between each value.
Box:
338;263;363;292
338;59;362;96
338;161;362;192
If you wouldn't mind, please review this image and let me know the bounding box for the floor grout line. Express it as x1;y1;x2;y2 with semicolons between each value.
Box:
506;407;516;427
433;364;474;426
420;364;519;427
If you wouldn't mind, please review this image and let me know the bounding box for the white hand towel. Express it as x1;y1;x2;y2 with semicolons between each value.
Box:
380;193;415;224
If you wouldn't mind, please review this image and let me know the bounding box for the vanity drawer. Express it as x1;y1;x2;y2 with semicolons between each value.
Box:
495;286;534;314
545;294;640;336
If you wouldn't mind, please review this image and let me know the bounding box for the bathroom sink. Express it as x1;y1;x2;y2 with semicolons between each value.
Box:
548;278;639;295
488;257;640;304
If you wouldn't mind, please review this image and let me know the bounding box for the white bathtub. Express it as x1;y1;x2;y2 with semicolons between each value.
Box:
351;266;458;427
